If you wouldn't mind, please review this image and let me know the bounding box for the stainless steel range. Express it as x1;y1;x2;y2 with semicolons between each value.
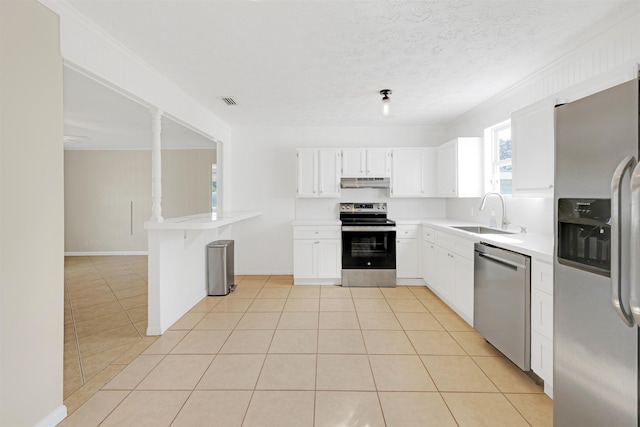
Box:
340;202;396;287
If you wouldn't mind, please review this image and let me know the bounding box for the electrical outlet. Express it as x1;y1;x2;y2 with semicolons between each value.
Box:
470;207;474;216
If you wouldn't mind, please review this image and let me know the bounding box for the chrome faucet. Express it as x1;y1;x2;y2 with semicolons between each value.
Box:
479;192;509;230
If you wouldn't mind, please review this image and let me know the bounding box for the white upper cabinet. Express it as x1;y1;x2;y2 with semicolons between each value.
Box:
511;100;555;198
317;149;342;197
296;149;317;197
341;148;391;177
296;149;341;198
341;148;365;177
436;137;483;198
366;148;392;176
390;148;436;198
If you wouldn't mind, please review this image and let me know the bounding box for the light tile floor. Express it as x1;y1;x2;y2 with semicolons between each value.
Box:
61;256;553;426
63;256;157;411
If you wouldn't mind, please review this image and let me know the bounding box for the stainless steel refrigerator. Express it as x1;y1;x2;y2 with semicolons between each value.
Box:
554;76;640;426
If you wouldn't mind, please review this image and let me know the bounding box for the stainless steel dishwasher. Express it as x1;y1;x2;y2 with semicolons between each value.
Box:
474;242;531;371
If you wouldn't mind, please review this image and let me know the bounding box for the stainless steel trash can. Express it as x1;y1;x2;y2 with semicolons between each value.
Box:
207;240;235;296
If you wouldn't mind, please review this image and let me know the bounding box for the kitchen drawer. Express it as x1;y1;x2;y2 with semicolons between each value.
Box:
293;226;341;240
397;224;419;239
422;226;436;242
435;230;474;259
532;258;554;295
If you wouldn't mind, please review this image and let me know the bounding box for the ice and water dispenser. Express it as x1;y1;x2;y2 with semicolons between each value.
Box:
557;199;611;277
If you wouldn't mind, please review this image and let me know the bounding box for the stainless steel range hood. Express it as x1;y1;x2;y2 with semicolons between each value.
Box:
340;177;390;189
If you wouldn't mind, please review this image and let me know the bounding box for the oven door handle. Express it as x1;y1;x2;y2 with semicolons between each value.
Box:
341;226;397;232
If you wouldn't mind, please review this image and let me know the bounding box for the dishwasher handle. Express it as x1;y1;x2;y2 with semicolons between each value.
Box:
477;251;527;270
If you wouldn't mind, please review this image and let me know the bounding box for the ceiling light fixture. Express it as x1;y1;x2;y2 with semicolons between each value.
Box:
380;89;392;116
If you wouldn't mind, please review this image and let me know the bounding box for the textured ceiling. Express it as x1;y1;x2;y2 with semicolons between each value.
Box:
63;0;638;132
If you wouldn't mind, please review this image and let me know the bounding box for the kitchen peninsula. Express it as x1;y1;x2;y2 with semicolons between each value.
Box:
145;211;261;335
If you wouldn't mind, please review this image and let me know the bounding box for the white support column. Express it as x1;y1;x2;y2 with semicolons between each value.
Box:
150;108;164;222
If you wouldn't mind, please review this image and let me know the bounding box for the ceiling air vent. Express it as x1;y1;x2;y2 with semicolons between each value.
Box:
221;97;237;106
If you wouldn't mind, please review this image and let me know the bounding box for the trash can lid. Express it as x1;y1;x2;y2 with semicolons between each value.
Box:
208;240;234;247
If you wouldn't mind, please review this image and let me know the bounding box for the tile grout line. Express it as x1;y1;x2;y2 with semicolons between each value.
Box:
99;260;146;339
67;257;144;408
243;277;276;426
66;275;86;385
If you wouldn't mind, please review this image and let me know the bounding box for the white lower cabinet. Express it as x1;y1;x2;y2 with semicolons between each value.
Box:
396;239;419;278
434;246;456;301
422;240;437;285
454;255;474;321
293;225;341;284
531;257;554;397
293;239;316;278
396;224;420;279
316;240;341;278
422;225;474;325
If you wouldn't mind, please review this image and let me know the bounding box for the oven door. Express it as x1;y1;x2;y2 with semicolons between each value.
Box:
341;226;396;269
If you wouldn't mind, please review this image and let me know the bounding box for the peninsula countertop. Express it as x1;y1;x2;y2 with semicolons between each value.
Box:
144;211;261;230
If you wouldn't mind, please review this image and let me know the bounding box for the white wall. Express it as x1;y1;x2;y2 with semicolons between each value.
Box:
227;126;447;274
64;148;215;253
0;0;66;426
444;12;640;237
162;149;216;219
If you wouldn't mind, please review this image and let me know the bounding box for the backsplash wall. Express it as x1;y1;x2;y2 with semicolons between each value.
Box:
446;197;554;236
227;125;447;274
295;189;446;221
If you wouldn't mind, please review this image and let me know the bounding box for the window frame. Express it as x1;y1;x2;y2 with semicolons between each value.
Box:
211;164;218;212
484;119;512;195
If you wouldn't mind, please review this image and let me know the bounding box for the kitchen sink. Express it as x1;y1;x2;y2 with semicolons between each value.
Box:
451;226;514;235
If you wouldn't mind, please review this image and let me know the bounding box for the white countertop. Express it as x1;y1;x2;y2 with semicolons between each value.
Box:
421;218;554;262
145;211;262;230
290;216;554;261
291;219;342;226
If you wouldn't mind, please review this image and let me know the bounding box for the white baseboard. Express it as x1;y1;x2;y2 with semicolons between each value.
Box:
34;405;67;427
147;326;163;336
238;270;292;276
64;251;148;256
396;278;427;286
293;279;342;285
544;383;554;399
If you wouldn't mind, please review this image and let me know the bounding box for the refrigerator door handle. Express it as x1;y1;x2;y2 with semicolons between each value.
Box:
611;155;636;327
629;161;640;324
